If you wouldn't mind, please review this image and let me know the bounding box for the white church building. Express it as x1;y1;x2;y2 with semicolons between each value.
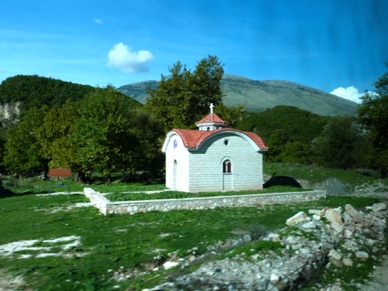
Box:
161;104;268;193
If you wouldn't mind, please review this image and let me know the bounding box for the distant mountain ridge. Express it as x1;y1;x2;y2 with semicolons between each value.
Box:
118;74;358;116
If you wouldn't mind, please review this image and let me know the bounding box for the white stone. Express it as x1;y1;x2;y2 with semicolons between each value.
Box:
342;257;353;266
372;202;387;212
163;261;179;270
267;233;280;242
328;249;342;260
324;208;342;225
300;221;316;229
312;214;321;221
270;273;280;284
330;222;344;233
286;211;309;226
355;251;369;260
345;204;364;223
308;209;321;215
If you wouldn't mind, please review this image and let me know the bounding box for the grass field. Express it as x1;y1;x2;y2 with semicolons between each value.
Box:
0;192;382;290
0;164;386;290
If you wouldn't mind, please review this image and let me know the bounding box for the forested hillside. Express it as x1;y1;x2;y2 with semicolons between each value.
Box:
0;58;386;179
0;75;95;111
236;106;371;169
237;106;328;144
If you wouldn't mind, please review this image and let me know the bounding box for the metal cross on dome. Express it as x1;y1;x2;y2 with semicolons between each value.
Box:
210;103;214;114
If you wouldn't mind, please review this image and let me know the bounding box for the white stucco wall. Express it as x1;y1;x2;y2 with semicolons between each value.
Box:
164;131;265;193
165;134;190;192
188;133;264;192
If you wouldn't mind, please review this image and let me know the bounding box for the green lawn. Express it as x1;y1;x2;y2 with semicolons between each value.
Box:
0;192;381;290
1;164;386;289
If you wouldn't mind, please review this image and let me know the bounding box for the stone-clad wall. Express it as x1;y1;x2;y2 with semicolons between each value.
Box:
83;188;326;215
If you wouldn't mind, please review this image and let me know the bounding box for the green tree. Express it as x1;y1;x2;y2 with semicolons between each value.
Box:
146;55;231;131
311;116;369;169
35;101;79;169
126;108;165;180
72;86;143;181
0;124;6;174
215;103;245;128
3;107;49;175
278;142;310;164
358;66;388;177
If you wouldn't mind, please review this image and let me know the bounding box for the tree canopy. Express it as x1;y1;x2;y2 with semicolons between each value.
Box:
145;55;242;132
72;86;163;181
0;75;95;111
3;107;49;175
358;65;388;176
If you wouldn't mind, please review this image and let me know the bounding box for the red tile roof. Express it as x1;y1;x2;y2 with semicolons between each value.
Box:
170;128;268;151
195;113;228;126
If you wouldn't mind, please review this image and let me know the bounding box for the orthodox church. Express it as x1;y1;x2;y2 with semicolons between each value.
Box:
161;104;268;193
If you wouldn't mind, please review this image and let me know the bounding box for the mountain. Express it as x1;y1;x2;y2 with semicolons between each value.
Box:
118;75;358;116
118;80;158;105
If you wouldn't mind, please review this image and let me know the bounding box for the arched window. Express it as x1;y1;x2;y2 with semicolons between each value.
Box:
223;160;232;174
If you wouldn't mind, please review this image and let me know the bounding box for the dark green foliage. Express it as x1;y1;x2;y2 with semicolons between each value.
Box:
237;106;327;163
358;65;388;177
35;100;80;169
311;116;371;169
145;55;243;131
0;75;95;111
237;105;328;144
73;86;162;181
3;107;49;175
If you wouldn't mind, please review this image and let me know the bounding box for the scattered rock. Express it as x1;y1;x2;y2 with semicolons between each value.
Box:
163;261;179;270
372;202;387;213
355;251;369;260
328;249;342;260
148;203;387;291
285;211;309;226
345;204;366;224
324;208;343;225
342;257;353;266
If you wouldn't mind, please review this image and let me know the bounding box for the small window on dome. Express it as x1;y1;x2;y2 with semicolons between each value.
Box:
207;127;210;131
224;139;229;146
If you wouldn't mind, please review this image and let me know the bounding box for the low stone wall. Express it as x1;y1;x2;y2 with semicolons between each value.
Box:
84;188;110;214
83;188;326;215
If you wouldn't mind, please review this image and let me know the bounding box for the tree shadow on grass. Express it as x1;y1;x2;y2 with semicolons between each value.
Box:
0;183;16;198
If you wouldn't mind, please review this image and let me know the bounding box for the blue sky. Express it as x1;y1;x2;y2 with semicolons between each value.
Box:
1;0;387;103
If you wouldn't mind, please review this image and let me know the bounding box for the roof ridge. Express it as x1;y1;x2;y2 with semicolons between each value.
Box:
195;113;228;125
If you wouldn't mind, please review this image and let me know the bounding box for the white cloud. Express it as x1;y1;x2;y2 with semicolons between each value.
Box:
330;86;364;103
94;18;103;25
107;43;154;73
